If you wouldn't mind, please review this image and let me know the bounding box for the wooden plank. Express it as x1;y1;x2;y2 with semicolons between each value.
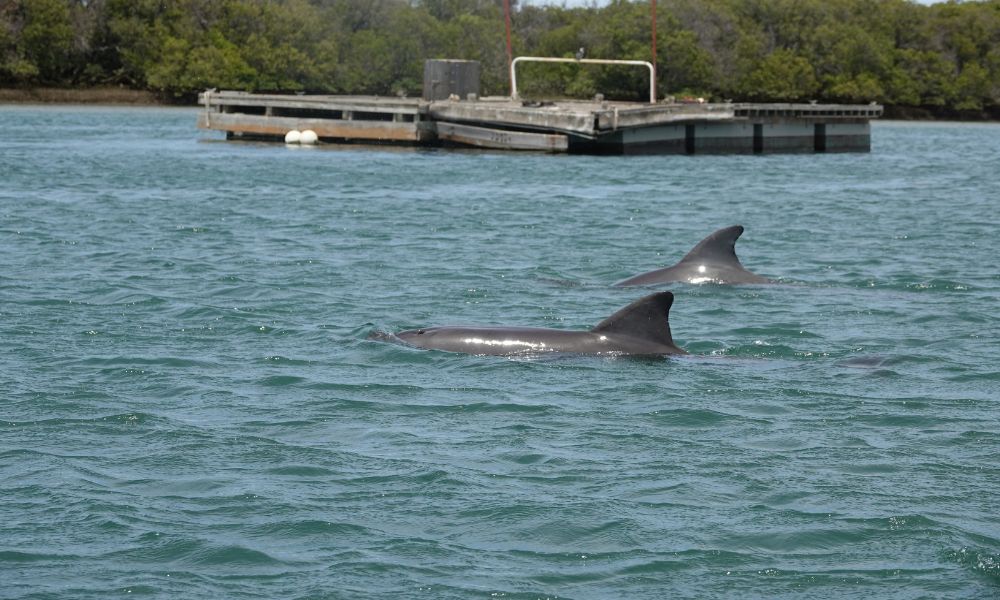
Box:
202;91;424;114
198;112;423;142
596;107;735;130
429;102;596;136
435;121;568;151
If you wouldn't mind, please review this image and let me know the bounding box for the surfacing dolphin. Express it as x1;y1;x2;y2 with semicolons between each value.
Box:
615;225;773;286
392;292;686;357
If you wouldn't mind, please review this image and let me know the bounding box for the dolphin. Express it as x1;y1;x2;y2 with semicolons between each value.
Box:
392;292;686;357
615;225;773;286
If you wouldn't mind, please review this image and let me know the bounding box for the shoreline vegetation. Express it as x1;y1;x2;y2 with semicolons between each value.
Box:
2;0;998;120
0;86;160;105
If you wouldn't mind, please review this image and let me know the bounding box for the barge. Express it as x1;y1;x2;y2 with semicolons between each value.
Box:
197;59;882;155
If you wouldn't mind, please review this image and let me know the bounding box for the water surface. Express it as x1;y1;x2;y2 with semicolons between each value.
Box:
2;106;998;598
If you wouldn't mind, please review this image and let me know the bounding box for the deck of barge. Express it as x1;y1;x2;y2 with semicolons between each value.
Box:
198;90;883;154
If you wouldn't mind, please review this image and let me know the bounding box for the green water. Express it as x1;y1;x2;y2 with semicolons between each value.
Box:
2;106;998;598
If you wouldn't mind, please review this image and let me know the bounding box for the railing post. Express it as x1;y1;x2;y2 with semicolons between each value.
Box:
510;56;657;104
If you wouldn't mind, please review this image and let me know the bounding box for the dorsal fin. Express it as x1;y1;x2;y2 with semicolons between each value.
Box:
679;225;745;266
591;292;680;350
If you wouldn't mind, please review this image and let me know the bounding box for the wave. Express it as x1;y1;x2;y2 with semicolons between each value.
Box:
948;547;1000;582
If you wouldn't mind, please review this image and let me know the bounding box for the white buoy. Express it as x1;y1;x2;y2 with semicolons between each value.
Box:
300;129;318;145
284;130;301;144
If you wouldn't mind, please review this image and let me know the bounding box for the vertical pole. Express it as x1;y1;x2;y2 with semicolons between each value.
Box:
650;0;657;101
504;0;514;97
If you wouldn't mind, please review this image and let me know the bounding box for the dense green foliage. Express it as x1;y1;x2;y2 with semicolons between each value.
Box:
1;0;998;114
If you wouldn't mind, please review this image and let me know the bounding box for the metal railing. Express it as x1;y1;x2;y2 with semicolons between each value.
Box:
510;56;657;104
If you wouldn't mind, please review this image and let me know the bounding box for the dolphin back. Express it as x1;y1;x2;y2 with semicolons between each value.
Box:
679;225;745;266
615;225;773;286
591;291;685;354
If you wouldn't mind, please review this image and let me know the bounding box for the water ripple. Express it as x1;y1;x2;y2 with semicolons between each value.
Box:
2;109;999;599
